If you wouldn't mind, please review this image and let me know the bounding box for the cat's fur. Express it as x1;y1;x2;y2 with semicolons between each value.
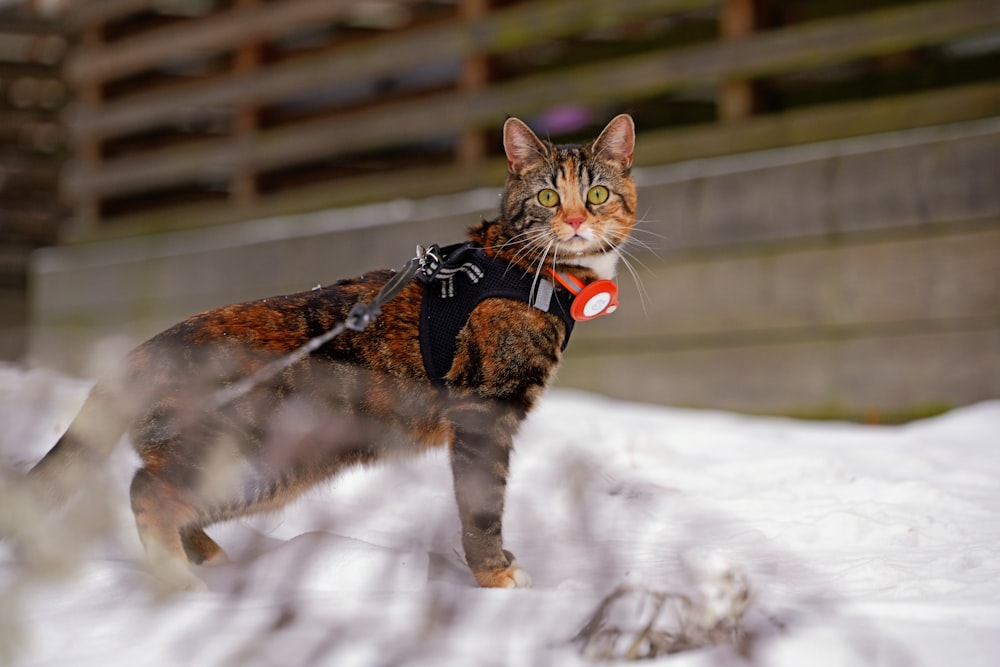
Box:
28;114;637;590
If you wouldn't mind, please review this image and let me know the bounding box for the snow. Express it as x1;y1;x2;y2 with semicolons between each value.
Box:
2;363;999;666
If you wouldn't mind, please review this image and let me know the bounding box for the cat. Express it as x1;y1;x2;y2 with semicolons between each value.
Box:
27;114;637;591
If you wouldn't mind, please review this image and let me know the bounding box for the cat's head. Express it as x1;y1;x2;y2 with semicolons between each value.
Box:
488;114;637;280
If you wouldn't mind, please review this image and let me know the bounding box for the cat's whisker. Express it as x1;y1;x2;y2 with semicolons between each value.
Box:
531;239;555;298
549;241;565;281
488;228;553;278
591;229;651;317
630;224;670;241
634;206;664;227
612;245;656;295
623;237;660;257
486;229;539;254
617;252;651;317
605;227;662;262
629;220;672;256
509;231;553;275
615;241;657;275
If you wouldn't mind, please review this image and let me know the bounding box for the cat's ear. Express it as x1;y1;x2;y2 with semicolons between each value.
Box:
503;117;549;173
592;114;635;169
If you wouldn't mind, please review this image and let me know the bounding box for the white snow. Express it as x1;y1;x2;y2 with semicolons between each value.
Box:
1;363;999;666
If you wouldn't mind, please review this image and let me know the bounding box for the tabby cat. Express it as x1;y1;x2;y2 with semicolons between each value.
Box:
29;114;637;591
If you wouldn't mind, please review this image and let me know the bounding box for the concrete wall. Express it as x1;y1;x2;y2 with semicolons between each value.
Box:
28;119;1000;419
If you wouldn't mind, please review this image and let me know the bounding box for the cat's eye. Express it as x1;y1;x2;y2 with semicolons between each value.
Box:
587;186;610;205
537;189;560;207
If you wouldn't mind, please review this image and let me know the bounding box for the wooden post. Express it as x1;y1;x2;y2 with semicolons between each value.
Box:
719;0;762;122
231;0;262;210
457;0;489;165
68;24;103;238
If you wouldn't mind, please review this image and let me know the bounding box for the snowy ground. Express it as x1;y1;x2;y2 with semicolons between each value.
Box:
1;363;999;666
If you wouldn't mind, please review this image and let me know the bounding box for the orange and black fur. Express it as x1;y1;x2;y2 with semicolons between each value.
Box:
29;115;637;590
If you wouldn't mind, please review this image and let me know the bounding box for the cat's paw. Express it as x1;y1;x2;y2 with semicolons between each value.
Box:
474;565;532;589
201;549;231;566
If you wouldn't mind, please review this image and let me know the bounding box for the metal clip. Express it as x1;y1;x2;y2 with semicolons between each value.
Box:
415;243;443;280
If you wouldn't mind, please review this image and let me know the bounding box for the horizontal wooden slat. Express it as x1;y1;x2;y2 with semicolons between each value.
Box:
34;203;492;318
0;209;63;245
0;15;67;35
31;111;1000;417
67;82;1000;242
66;161;505;241
65;0;1000;203
637;82;1000;164
61;0;155;31
0;61;61;78
68;0;719;141
0;167;60;192
578;227;1000;342
556;327;1000;418
66;0;357;86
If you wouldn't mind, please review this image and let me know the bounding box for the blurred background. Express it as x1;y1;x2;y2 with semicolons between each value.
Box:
1;0;998;421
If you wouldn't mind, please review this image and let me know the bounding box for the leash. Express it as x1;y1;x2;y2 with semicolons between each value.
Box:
344;244;441;330
213;242;616;407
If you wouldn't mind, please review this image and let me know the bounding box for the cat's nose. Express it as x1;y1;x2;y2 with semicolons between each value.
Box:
565;216;586;231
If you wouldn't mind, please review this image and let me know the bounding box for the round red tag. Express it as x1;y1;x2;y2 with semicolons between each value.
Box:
570;280;619;321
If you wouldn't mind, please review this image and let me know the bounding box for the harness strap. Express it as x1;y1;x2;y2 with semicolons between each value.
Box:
417;242;576;387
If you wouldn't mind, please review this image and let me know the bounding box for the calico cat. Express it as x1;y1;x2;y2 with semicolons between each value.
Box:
28;114;637;591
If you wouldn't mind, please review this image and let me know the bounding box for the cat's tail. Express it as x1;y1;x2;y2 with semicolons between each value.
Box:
0;381;130;567
26;382;130;505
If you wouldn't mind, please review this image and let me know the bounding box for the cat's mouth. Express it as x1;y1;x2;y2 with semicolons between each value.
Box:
556;231;611;255
556;227;595;246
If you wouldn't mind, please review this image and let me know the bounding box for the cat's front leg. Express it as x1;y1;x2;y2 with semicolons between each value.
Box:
448;402;531;588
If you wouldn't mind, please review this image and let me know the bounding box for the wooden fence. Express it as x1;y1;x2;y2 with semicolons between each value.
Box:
22;0;1000;418
30;118;1000;419
0;7;67;358
58;0;1000;240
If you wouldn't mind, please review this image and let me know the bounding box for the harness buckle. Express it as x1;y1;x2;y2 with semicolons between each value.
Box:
416;244;443;281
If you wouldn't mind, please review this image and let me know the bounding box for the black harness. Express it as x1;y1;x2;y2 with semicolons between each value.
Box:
416;242;576;387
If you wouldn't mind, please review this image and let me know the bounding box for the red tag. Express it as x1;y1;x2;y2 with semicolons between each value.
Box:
570;279;619;321
550;270;620;321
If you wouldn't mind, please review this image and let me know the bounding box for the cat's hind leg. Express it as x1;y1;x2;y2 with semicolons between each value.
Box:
181;526;230;565
129;467;208;591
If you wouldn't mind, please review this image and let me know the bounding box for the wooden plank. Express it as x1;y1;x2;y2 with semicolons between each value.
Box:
0;124;62;154
62;0;161;32
0;14;68;35
67;160;505;241
67;0;716;88
68;0;720;141
0;166;60;192
0;206;63;245
67;24;105;238
0;147;62;172
457;0;491;165
718;0;760;122
636;81;1000;164
579;226;1000;342
715;0;1000;78
0;61;62;78
0;284;28;360
556;327;1000;418
229;0;263;209
66;0;357;86
65;0;1000;203
0;106;60;125
65;81;1000;242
